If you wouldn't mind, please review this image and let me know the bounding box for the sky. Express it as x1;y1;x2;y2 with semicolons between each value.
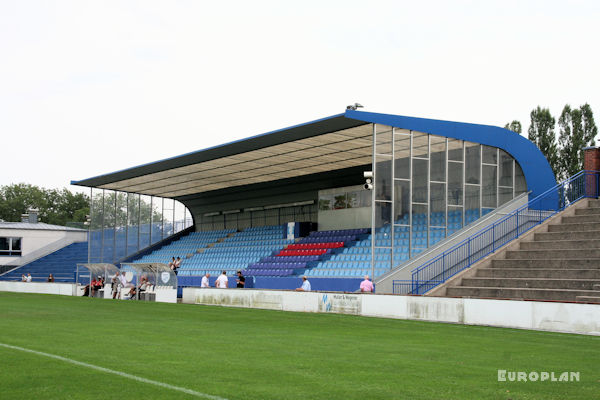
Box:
1;0;599;192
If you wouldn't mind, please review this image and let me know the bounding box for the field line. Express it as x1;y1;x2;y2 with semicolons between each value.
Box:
0;342;227;400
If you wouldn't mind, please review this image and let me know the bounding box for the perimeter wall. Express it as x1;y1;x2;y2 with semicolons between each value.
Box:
183;288;600;336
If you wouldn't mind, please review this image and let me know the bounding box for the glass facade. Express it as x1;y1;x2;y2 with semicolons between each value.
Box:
372;125;527;271
89;189;193;264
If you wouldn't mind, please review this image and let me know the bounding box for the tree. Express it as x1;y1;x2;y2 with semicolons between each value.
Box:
527;106;559;177
558;103;598;179
0;184;89;226
89;191;163;229
504;120;522;134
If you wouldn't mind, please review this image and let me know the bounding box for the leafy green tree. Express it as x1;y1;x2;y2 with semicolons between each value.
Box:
527;106;559;177
0;184;89;226
504;120;522;134
558;103;598;179
89;192;163;229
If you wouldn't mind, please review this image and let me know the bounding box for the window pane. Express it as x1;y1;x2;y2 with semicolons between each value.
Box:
10;238;21;251
465;185;480;225
375;124;393;154
115;193;128;260
412;131;429;158
375;155;392;201
482;145;497;164
448;139;463;161
430;135;446;182
465;142;481;184
394;133;411;179
412;158;428;203
448;162;463;206
515;162;527;195
411;204;428;250
333;194;347;210
394;180;410;224
375;201;392;228
448;206;463;234
127;193;140;254
499;187;513;206
499;150;514;187
482;165;497;208
318;195;333;210
0;238;8;251
430;182;446;226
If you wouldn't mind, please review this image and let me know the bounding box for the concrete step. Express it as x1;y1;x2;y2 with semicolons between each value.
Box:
461;277;600;290
574;207;600;216
520;239;600;250
548;222;600;232
588;199;600;207
505;249;600;259
491;259;600;268
445;286;600;302
477;268;600;279
534;230;600;241
562;214;600;224
576;296;600;303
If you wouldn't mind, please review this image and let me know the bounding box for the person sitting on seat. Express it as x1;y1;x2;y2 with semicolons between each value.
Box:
173;257;182;274
83;277;99;297
128;276;148;300
47;274;54;283
92;275;104;296
168;257;176;270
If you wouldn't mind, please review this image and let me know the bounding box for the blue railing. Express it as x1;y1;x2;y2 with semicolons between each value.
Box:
394;170;600;295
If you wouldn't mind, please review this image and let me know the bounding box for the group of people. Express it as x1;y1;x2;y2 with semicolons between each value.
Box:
201;270;245;288
109;271;150;300
168;257;182;274
20;273;55;283
198;272;374;293
82;275;105;297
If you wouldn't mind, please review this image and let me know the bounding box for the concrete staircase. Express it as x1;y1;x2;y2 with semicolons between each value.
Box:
442;198;600;303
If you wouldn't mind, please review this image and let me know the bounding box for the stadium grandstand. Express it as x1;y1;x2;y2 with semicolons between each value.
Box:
1;109;563;295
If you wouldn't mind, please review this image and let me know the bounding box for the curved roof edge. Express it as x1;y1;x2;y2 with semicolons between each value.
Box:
344;110;557;198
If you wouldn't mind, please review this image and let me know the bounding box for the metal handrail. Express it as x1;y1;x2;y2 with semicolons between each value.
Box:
399;170;600;295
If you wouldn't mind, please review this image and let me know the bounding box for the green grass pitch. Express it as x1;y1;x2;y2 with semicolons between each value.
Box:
0;292;598;400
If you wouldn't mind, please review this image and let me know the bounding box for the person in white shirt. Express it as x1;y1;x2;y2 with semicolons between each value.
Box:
295;276;311;292
201;273;211;288
215;271;228;288
26;273;32;283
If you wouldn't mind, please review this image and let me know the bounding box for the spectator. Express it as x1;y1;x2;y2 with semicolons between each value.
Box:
92;275;104;296
168;257;176;270
111;272;121;299
360;275;374;293
215;271;228;288
47;274;54;283
236;270;245;288
83;276;98;297
129;276;148;300
173;257;182;274
201;273;211;288
26;273;32;283
295;276;311;292
21;274;26;282
117;270;132;299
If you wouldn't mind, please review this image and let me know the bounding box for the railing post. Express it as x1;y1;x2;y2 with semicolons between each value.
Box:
467;238;471;266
